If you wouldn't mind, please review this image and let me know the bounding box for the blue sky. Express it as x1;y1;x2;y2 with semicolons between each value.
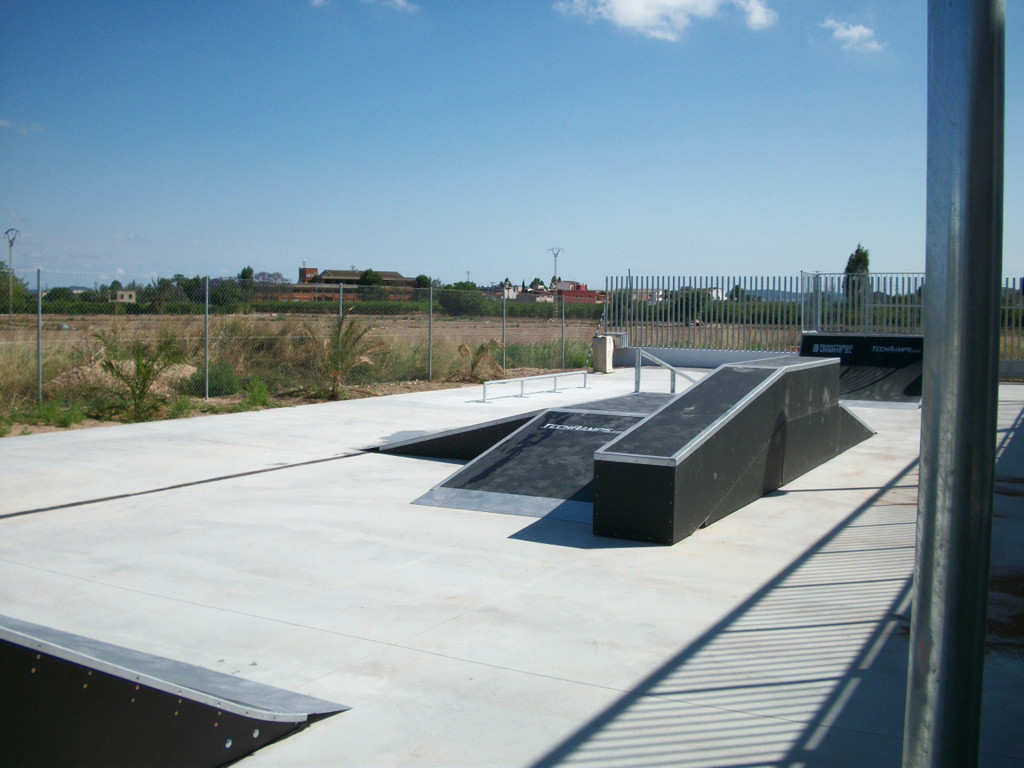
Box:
1;1;1020;288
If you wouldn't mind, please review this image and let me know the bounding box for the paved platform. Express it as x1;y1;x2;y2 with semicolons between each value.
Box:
1;368;1022;767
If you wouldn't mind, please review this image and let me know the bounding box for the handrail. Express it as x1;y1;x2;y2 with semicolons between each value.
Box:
634;349;697;394
482;370;588;402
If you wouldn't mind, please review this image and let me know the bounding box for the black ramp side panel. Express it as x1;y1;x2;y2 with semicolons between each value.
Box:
0;615;346;768
443;410;643;503
377;412;538;460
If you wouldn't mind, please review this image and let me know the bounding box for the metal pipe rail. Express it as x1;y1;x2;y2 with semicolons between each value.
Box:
634;349;698;394
481;370;588;402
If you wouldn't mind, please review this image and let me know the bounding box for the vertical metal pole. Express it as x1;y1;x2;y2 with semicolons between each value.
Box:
339;283;344;323
204;276;210;400
502;293;507;369
561;294;566;369
428;285;433;381
36;269;42;404
904;2;1004;766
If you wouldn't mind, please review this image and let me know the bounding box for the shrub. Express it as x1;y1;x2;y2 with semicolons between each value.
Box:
436;290;487;317
241;376;270;407
179;360;242;397
95;332;186;422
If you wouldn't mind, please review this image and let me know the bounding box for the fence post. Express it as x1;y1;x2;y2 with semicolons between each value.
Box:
561;293;566;369
36;268;42;404
502;293;507;369
204;276;210;400
339;283;344;324
428;285;433;381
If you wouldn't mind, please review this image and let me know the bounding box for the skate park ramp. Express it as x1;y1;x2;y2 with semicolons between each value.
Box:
411;358;872;544
0;614;346;768
593;357;875;544
410;393;676;522
800;333;923;404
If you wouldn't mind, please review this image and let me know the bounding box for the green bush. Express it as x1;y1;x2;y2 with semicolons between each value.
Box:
180;360;241;397
436;290;488;317
241;376;269;407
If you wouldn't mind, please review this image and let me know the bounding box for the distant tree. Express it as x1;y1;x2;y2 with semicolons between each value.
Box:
210;278;242;308
1;264;32;312
147;277;185;312
110;279;123;292
358;269;384;286
529;277;546;290
843;244;870;297
254;271;288;283
728;284;746;301
174;274;205;304
674;289;709;324
237;266;255;303
413;274;432;289
437;283;485;316
43;286;75;303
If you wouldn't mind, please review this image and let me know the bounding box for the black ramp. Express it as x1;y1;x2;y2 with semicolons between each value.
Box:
0;614;346;768
800;333;923;403
443;410;642;501
593;357;874;545
414;393;674;521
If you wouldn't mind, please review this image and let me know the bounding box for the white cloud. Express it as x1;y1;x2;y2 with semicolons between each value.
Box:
821;18;883;53
1;118;43;135
361;0;420;12
553;0;777;42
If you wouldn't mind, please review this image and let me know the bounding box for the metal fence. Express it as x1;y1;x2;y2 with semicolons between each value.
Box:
603;274;804;352
800;271;925;335
6;268;1024;414
0;270;600;409
604;273;1024;362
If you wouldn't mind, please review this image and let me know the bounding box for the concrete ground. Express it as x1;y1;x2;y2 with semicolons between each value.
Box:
1;367;1022;767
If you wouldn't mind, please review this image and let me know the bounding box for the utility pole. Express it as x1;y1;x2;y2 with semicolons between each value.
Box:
5;228;19;314
548;247;562;288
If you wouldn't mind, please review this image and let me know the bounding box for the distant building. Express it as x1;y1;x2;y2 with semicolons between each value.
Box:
516;291;555;304
110;290;136;304
554;281;601;304
297;268;415;288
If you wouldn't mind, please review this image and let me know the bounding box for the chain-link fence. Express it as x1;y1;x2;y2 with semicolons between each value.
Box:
0;271;602;415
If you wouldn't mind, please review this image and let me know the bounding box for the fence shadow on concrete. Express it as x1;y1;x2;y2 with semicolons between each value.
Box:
528;460;920;768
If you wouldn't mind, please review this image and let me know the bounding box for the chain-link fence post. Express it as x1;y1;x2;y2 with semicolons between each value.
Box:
428;285;433;381
204;276;210;400
36;268;42;404
339;282;344;323
561;293;566;370
502;293;507;369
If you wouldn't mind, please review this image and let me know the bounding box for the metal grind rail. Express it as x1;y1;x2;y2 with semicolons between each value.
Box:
634;349;698;394
481;370;588;402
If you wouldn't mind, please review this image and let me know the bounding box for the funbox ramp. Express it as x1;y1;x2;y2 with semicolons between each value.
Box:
402;357;873;545
0;614;346;768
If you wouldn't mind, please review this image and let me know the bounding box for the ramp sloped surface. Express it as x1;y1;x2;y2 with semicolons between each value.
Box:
414;393;674;520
